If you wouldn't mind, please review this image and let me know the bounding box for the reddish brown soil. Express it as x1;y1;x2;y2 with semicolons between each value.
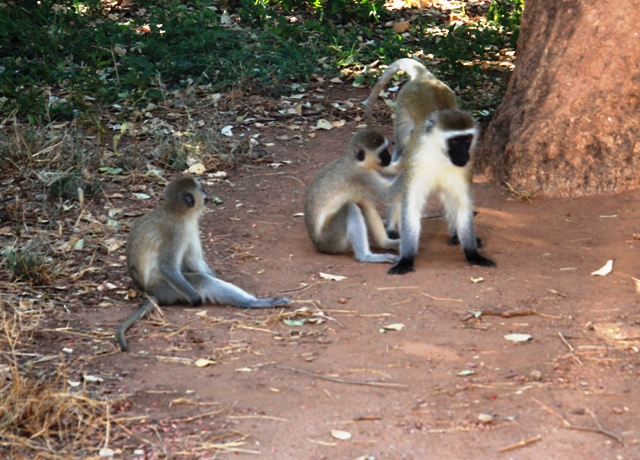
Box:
25;90;640;459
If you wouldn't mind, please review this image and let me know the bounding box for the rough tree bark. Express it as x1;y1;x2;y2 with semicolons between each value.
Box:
477;0;640;197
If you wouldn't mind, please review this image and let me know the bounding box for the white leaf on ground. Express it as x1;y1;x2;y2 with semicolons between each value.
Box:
504;333;532;342
315;119;334;130
591;259;613;276
331;429;352;440
319;272;346;281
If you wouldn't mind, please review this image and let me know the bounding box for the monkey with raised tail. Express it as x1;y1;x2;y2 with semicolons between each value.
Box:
117;176;290;351
304;129;401;264
365;58;495;274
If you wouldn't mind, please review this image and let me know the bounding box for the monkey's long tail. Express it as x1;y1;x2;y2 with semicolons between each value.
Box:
116;299;155;351
364;58;431;128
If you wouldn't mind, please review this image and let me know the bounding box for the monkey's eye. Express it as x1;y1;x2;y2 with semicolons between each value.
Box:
184;192;195;207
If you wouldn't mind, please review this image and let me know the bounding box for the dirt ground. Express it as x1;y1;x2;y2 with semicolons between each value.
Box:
9;87;640;459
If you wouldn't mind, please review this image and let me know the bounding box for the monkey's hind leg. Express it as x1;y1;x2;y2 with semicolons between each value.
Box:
346;202;399;264
116;298;156;352
443;193;495;267
187;273;291;308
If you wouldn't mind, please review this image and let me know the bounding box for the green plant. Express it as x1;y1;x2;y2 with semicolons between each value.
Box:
488;0;524;45
3;242;60;284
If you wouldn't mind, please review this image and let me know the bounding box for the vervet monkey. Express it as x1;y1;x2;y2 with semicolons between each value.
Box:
117;176;290;351
365;58;495;274
304;129;401;264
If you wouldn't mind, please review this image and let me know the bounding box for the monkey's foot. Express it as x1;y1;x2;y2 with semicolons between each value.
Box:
464;249;496;267
388;257;415;275
249;297;291;308
448;235;483;247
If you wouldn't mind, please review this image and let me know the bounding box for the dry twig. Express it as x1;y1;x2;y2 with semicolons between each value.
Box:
271;365;408;389
531;397;622;443
498;435;542;453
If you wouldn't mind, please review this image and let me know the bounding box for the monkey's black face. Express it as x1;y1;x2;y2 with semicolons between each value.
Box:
378;148;391;167
448;135;473;167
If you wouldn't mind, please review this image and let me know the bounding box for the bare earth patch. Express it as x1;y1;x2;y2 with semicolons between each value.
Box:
2;87;640;459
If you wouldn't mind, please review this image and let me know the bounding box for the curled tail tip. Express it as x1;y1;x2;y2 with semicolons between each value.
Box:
116;332;129;352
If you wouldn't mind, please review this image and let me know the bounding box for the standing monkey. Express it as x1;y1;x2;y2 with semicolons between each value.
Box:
117;176;290;351
304;129;401;264
365;58;495;274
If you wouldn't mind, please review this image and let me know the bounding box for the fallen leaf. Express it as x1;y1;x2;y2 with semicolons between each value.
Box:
392;21;410;33
382;323;405;331
591;259;613;276
221;125;233;136
188;162;207;175
457;369;475;376
283;318;306;327
331;120;346;127
319;272;346;281
633;277;640;294
470;277;484;284
83;374;104;383
315;119;334;130
194;358;216;368
504;333;532;342
331;429;352;440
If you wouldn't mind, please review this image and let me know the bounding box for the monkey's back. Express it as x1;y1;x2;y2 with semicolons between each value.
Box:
126;207;174;291
398;78;457;125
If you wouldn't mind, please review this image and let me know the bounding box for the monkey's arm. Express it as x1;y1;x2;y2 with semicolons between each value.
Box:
116;299;155;351
183;239;216;276
159;265;202;305
359;200;400;251
346;203;399;264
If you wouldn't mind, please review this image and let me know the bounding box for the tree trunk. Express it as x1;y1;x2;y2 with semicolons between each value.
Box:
477;0;640;197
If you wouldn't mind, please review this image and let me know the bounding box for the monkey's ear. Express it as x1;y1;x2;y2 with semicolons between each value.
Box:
425;120;436;134
184;192;196;207
355;148;366;162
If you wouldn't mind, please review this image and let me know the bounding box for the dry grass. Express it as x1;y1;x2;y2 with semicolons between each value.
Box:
0;299;119;459
0;366;115;458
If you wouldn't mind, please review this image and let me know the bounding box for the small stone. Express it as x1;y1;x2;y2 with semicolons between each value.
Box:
338;298;347;304
478;413;494;424
571;407;586;415
529;370;543;381
612;406;624;414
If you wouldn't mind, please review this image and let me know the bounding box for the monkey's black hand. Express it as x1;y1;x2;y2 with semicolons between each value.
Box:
464;249;496;267
388;257;415;275
387;230;400;240
189;296;203;307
